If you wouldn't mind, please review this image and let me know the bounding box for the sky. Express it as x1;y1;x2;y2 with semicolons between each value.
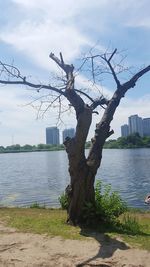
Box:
0;0;150;146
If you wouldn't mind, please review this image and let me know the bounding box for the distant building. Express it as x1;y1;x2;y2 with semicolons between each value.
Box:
62;128;75;142
128;115;143;137
46;127;59;145
143;118;150;136
121;124;129;137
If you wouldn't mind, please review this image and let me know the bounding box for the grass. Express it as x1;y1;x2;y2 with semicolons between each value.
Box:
0;207;149;250
0;208;83;240
118;211;150;250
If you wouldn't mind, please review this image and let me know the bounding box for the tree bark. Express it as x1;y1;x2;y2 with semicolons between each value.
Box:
64;105;94;224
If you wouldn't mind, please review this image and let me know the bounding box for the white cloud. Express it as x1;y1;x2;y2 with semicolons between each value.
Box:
1;1;104;72
0;19;90;70
12;0;106;13
76;74;113;101
117;0;150;28
126;18;150;28
1;0;149;73
0;0;149;146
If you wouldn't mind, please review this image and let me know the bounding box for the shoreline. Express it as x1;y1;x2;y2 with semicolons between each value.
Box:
0;207;150;266
0;147;150;154
0;220;149;267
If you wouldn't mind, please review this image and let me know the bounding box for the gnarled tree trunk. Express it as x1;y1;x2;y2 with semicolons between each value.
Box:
63;61;150;225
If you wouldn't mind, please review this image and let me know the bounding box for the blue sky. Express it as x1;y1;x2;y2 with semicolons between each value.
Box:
0;0;150;146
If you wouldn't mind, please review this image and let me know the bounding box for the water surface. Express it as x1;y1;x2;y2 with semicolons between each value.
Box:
0;149;149;209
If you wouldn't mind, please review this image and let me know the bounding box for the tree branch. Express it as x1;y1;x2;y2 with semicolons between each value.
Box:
74;89;95;103
108;48;117;62
49;52;74;81
87;63;150;169
90;96;109;110
0;61;22;79
49;52;86;117
101;49;121;88
121;65;150;93
0;79;66;96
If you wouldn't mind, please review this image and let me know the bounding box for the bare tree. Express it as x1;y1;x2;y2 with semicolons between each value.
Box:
0;49;150;225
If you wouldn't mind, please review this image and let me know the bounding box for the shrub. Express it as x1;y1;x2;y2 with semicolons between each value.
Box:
58;192;69;210
59;180;127;224
94;180;127;222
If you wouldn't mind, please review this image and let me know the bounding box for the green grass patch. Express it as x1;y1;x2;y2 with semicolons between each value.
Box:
118;211;150;250
0;208;83;240
29;202;46;209
0;208;149;250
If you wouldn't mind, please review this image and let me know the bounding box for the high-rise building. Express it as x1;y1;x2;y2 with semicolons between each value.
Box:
62;128;75;142
121;124;129;137
46;127;60;145
143;118;150;136
128;115;143;137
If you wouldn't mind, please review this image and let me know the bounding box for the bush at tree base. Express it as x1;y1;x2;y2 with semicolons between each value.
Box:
59;180;127;225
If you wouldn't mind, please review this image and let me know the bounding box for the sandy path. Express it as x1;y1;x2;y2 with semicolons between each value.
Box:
0;223;150;267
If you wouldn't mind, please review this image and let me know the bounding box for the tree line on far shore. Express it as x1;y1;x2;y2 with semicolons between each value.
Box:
104;133;150;149
0;143;64;153
0;133;150;153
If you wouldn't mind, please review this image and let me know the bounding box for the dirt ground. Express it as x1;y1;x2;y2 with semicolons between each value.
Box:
0;223;150;267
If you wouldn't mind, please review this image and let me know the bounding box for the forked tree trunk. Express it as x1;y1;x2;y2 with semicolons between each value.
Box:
65;137;106;225
64;82;131;224
47;52;150;225
64;103;112;224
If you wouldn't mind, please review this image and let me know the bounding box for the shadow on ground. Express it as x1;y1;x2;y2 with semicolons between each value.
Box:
76;221;150;267
76;228;129;267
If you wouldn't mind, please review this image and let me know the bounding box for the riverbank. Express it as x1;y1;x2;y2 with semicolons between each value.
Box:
104;134;150;149
0;148;64;154
0;208;150;249
0;208;150;267
0;147;65;154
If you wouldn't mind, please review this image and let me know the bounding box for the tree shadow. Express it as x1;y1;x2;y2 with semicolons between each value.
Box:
76;228;129;266
76;222;150;267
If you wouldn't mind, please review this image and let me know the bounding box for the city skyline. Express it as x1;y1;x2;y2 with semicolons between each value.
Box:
121;114;150;137
0;1;150;146
46;127;60;145
46;127;76;145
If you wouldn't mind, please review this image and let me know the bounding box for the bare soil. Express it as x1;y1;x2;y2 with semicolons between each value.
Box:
0;223;150;267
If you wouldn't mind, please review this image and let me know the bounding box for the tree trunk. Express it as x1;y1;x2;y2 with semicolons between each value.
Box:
65;91;122;225
64;105;95;224
66;162;97;224
49;52;150;226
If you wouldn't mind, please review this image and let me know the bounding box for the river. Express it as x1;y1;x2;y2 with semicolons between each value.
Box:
0;149;150;209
